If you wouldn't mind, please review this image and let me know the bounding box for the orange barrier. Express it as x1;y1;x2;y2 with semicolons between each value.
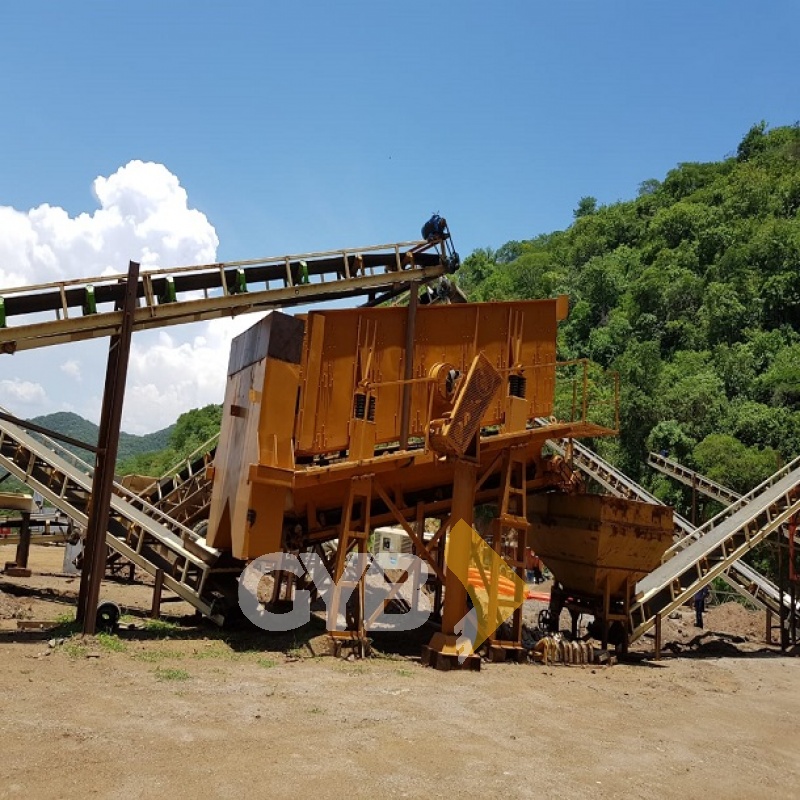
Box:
467;567;517;596
525;590;551;603
466;568;552;603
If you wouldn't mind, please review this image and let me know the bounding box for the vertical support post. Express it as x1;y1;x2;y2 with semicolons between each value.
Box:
433;523;444;621
691;475;698;527
398;282;418;451
151;568;164;619
779;534;787;652
602;575;611;651
487;447;528;655
766;607;772;645
439;459;476;639
791;513;799;647
571;381;577;422
76;261;140;634
581;360;588;422
654;612;662;661
423;458;481;669
620;576;631;656
14;512;31;569
329;476;372;653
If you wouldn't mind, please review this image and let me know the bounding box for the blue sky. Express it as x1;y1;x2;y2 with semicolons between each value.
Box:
1;1;798;433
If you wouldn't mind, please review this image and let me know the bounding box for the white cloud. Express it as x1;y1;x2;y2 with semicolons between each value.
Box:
0;160;218;289
0;378;47;409
0;161;253;432
60;359;82;382
92;161;218;272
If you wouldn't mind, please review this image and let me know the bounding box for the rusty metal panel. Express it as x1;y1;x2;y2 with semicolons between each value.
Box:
228;312;305;375
294;299;561;457
527;493;673;598
207;313;304;558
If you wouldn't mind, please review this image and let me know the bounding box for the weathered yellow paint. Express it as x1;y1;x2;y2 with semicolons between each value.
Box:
527;493;674;598
207;299;616;562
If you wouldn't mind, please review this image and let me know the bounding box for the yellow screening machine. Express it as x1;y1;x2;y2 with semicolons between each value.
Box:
204;296;663;666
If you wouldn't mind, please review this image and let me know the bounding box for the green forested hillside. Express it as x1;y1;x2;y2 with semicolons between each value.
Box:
458;122;800;519
29;412;173;464
116;404;222;478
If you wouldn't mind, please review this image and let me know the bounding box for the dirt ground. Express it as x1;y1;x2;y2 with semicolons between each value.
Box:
1;544;799;800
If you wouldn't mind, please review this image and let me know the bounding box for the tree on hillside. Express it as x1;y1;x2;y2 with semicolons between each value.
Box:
573;196;597;219
118;404;222;477
171;404;222;452
737;121;768;162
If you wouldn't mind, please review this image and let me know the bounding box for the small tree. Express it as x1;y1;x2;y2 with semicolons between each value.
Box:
573;196;598;219
737;121;768;162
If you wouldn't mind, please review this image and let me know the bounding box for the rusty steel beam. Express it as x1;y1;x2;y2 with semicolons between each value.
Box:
76;261;140;634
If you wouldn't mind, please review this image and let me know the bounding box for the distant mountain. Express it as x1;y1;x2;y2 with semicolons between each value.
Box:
28;412;173;466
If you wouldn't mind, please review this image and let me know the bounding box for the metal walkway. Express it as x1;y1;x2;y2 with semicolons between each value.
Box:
647;451;740;506
0;238;453;352
538;423;798;629
630;457;800;641
0;415;235;622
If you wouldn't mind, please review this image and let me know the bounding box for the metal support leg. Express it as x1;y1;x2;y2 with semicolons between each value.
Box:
398;282;418;451
151;569;164;619
602;576;610;651
423;459;481;670
766;607;772;645
486;447;528;661
77;261;139;633
329;476;372;656
654;613;662;661
14;512;31;569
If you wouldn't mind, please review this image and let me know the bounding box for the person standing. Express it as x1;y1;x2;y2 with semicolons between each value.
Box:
694;585;710;628
526;548;544;584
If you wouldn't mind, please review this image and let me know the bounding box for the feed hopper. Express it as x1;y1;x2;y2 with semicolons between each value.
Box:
527;493;673;646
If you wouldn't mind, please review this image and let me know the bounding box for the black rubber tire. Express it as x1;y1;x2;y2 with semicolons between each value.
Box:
96;601;121;633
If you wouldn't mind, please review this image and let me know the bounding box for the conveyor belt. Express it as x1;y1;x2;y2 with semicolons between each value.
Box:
138;434;219;528
0;415;236;622
646;450;800;612
647;451;740;506
0;238;453;352
630;459;800;641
